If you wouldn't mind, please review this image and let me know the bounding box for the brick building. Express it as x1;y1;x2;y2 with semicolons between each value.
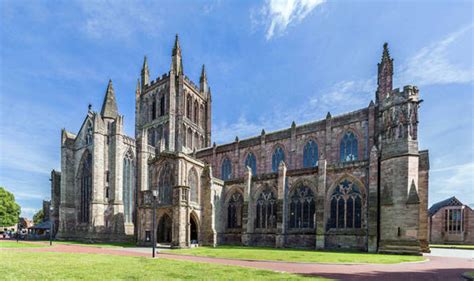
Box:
53;36;429;254
429;197;473;245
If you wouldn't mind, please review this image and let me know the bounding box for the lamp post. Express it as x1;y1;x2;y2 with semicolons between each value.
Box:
49;206;54;246
151;190;159;258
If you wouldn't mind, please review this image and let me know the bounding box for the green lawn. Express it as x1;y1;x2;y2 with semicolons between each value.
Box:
165;246;425;264
430;244;474;250
463;272;474;279
0;251;328;280
0;241;47;248
48;240;137;248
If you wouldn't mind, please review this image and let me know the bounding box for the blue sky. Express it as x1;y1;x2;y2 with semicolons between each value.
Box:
0;0;472;218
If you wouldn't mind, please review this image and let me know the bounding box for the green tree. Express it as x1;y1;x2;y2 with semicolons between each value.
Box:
0;187;21;226
33;209;44;225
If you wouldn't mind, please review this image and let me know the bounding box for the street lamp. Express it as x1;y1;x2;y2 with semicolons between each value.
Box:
49;206;54;246
151;190;159;258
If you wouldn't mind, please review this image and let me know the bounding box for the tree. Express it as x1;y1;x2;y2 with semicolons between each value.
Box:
33;209;44;225
0;187;21;227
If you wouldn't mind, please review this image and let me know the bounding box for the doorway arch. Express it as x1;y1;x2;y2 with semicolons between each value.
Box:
190;215;199;244
157;214;172;243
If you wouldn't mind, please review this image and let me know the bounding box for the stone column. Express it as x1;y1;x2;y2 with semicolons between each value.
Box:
367;146;379;252
172;185;188;248
200;165;217;246
275;162;287;248
316;159;327;250
242;166;253;246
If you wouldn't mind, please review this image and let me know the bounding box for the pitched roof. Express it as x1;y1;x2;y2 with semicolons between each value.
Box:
100;79;119;119
428;196;464;216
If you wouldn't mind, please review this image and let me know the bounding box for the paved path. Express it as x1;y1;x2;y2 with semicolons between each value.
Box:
429;248;474;259
3;242;473;281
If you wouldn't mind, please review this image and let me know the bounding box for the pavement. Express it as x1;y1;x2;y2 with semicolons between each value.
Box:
2;241;473;281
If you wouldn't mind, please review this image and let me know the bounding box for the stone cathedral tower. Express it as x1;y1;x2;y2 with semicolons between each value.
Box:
376;44;429;253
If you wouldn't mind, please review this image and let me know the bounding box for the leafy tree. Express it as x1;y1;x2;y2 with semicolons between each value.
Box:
33;209;44;225
0;187;21;226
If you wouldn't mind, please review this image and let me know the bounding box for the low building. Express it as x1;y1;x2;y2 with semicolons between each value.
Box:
429;197;473;244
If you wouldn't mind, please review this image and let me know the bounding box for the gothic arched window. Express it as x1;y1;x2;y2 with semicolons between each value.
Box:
187;128;192;148
340;132;358;162
186;95;192;119
152;100;156;120
328;179;362;229
221;158;232;180
303;140;318;168
160;95;165;116
79;151;92;223
123;150;134;223
227;192;243;229
188;168;198;203
194;101;199;124
272;146;285;172
289;186;315;229
244;152;257;175
158;164;174;204
256;189;277;229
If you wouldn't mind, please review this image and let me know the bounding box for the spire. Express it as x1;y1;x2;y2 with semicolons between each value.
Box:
171;34;183;75
200;64;208;94
172;34;181;56
200;64;207;82
100;79;119;119
381;42;391;62
141;56;150;88
376;42;394;103
135;78;141;98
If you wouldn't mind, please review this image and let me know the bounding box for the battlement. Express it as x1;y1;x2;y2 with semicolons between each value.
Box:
184;75;200;92
149;72;170;86
391;85;419;98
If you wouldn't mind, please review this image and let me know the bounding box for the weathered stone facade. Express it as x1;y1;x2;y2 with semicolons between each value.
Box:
54;37;429;254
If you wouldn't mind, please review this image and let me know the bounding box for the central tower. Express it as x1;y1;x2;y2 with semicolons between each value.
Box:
135;35;212;154
135;35;212;202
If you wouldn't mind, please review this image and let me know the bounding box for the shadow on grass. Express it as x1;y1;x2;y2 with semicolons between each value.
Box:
299;268;471;281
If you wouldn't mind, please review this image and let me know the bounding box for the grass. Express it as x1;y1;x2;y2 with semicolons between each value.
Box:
430;244;474;250
0;251;328;280
48;240;137;248
165;246;425;264
463;272;474;279
0;240;47;248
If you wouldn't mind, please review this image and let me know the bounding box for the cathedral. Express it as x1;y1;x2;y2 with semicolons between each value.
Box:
52;36;430;254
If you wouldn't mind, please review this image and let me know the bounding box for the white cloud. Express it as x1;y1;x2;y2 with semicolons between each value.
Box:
430;162;474;204
257;0;326;40
398;24;474;86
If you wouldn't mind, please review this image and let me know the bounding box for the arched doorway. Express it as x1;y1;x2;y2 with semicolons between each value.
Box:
157;214;172;243
190;215;198;244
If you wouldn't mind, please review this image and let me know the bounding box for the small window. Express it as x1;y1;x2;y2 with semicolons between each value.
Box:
160;95;165;116
152;101;157;120
340;132;358;162
244;152;257;175
272;146;285;172
221;158;232;180
303;140;318;168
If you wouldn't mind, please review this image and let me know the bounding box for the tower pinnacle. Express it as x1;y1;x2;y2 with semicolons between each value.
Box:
376;42;394;103
100;79;119;119
171;34;183;75
141;56;150;88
